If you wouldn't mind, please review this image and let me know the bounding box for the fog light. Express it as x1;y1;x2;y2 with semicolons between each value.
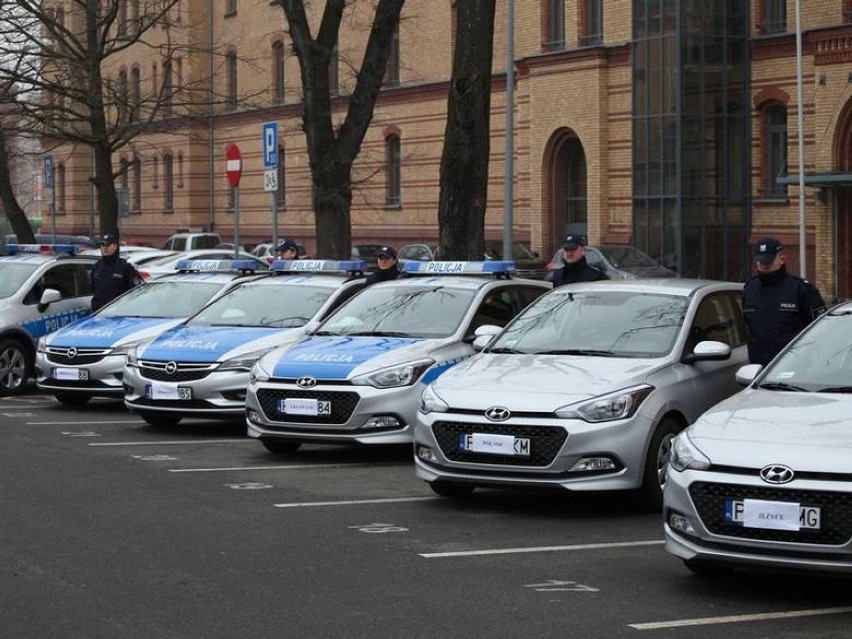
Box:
360;415;401;430
247;409;260;423
569;457;618;472
417;445;438;462
669;511;697;535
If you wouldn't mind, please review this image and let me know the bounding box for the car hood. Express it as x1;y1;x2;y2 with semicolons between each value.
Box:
431;352;662;410
688;389;852;472
139;324;295;362
270;335;438;380
46;315;182;348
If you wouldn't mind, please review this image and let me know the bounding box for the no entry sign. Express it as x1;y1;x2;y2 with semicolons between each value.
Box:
226;144;242;187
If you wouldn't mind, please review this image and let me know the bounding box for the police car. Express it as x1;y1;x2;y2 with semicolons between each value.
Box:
123;260;369;427
245;261;551;454
35;259;266;405
0;244;97;395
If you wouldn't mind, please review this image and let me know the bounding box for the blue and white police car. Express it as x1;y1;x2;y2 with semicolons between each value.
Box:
35;259;265;406
0;244;97;395
123;260;368;427
245;261;551;454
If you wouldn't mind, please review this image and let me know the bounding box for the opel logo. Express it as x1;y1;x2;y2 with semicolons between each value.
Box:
484;406;511;422
296;376;317;389
67;347;77;359
760;464;795;484
165;361;178;375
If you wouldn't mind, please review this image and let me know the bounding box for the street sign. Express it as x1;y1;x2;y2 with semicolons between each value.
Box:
263;169;278;192
226;144;242;187
262;122;278;169
44;155;54;188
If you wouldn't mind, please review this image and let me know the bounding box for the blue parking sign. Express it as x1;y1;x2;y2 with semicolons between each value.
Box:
262;122;278;169
44;155;54;188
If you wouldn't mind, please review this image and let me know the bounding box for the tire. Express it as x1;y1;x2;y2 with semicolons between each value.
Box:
0;338;31;396
261;438;302;454
54;393;92;406
639;417;682;511
428;481;475;498
140;411;182;427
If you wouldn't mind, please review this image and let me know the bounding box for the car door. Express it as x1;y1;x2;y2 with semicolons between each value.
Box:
21;263;93;339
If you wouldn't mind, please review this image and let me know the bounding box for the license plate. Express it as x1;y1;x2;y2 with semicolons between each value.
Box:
459;433;531;456
725;499;821;531
53;367;89;381
278;398;332;416
146;382;192;401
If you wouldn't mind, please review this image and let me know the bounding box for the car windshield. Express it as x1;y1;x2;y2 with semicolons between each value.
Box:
598;246;660;268
489;289;687;357
483;240;536;260
0;262;39;298
317;285;476;338
99;281;226;319
759;310;852;392
188;283;335;328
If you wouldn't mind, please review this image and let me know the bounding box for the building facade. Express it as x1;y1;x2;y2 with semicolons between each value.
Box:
45;0;852;299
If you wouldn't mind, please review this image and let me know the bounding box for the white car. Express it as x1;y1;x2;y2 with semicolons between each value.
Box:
414;279;748;508
141;249;269;278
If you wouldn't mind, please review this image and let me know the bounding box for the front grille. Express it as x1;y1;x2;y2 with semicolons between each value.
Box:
43;379;112;389
690;481;852;546
139;360;218;382
132;398;213;409
256;388;360;424
432;422;567;467
46;347;111;365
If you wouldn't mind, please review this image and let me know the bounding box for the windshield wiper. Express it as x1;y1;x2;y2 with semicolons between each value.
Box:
260;315;309;327
344;330;414;338
536;349;618;357
758;381;810;392
817;386;852;393
489;347;523;354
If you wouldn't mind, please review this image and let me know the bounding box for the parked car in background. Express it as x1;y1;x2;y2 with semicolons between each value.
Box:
397;243;437;265
664;300;852;575
397;241;548;279
351;244;387;272
162;232;221;251
547;245;677;280
2;234;92;256
251;242;309;264
140;249;269;279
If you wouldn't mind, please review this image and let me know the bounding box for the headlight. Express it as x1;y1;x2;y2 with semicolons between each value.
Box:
669;431;711;472
125;345;139;366
249;357;273;384
111;339;147;357
37;337;47;353
220;349;268;372
351;359;434;389
419;384;448;414
555;384;654;422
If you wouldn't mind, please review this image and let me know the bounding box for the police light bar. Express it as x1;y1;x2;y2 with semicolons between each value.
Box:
175;259;259;272
271;259;366;274
402;260;516;275
5;243;79;256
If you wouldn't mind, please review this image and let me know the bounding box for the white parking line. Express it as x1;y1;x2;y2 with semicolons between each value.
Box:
629;606;852;630
419;539;664;558
168;462;409;473
88;439;247;446
274;497;436;508
27;420;145;425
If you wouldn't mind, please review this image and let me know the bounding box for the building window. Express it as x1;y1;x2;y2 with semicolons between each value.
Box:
118;0;128;38
225;0;237;15
163;154;174;212
385;134;401;207
152;154;159;189
273;41;285;104
56;164;66;214
545;0;565;51
130;67;140;122
118;70;128;123
763;0;786;33
846;0;852;23
581;0;603;45
329;41;339;96
765;104;788;199
162;59;173;118
385;23;400;87
132;156;142;213
276;145;285;209
226;51;238;110
177;152;184;188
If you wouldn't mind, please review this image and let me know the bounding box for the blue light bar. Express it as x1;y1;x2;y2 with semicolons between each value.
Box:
401;260;516;275
5;243;78;256
175;259;259;272
272;259;366;273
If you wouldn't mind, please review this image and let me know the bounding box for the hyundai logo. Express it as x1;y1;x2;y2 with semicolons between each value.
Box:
67;347;77;359
760;464;795;485
484;406;511;422
165;361;178;375
296;376;317;389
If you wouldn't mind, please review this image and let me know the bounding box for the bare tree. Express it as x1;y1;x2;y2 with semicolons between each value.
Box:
437;0;496;260
0;81;36;243
278;0;405;259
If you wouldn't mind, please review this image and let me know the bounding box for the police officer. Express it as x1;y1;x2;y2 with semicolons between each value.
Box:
277;238;300;260
743;237;826;366
90;233;142;311
365;246;400;285
551;234;608;287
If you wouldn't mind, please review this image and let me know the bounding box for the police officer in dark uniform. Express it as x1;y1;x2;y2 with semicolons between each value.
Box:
276;238;300;260
551;234;608;287
90;233;142;311
742;236;826;366
365;246;400;285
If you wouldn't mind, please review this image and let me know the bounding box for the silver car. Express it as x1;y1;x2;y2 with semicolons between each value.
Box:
36;260;264;405
414;279;748;508
124;260;369;427
664;301;852;574
246;261;551;454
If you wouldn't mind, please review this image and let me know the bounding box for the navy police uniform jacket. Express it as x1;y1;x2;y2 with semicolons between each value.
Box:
365;264;400;286
551;257;609;287
91;253;142;311
742;265;826;366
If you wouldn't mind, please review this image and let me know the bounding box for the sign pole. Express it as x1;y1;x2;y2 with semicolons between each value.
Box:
262;123;280;249
234;186;240;260
44;156;55;243
225;144;243;260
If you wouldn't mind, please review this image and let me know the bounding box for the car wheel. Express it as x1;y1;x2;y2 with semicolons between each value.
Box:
55;393;92;406
639;416;682;510
140;411;182;427
0;338;31;396
261;438;302;454
428;481;475;497
683;559;733;576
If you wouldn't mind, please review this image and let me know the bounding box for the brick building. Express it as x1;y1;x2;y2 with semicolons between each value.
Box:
45;1;852;299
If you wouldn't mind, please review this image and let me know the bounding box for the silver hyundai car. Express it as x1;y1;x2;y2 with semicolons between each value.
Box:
414;279;748;508
664;301;852;574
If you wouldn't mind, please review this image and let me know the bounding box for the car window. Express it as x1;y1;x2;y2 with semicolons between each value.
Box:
99;280;224;319
193;235;221;250
189;283;336;328
44;264;86;298
0;262;39;298
584;248;606;272
319;282;368;320
469;286;548;332
688;292;747;350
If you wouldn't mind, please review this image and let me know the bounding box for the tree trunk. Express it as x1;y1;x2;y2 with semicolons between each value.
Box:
437;0;496;261
0;131;35;243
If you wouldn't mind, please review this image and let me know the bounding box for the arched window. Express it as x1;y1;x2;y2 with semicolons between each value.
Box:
163;153;174;212
272;41;285;104
162;59;173;118
56;164;66;214
764;104;788;199
132;156;142;213
118;0;128;38
118;70;128;123
226;51;238;110
130;67;140;122
384;23;400;87
385;134;401;207
276;145;286;209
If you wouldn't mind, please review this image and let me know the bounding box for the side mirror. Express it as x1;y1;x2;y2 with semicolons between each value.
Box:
38;288;62;311
472;324;502;352
683;340;731;363
735;363;762;386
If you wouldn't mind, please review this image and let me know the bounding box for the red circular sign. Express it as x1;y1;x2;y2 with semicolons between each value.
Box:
226;144;242;187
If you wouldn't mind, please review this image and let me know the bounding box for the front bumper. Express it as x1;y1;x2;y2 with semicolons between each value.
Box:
36;349;125;397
